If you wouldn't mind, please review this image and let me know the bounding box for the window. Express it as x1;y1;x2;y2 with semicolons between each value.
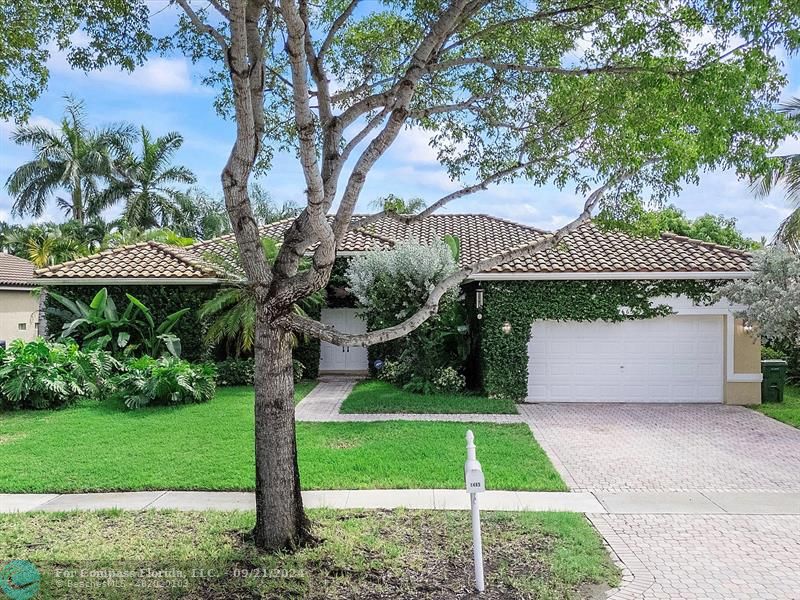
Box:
17;323;26;331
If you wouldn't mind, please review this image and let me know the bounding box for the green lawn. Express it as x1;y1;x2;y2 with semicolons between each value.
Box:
755;384;800;428
340;380;518;414
0;510;618;599
0;387;564;493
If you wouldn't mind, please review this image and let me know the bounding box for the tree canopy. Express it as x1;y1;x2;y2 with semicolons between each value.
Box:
596;197;760;250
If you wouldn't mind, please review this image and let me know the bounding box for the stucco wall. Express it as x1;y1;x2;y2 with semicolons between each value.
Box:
724;317;762;405
0;288;39;343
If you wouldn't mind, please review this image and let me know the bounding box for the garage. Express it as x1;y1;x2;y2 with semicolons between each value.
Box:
526;315;725;403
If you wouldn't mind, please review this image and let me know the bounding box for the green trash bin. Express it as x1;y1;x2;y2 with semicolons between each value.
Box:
761;359;788;403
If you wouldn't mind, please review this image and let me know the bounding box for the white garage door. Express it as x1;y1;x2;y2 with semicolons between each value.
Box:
526;316;724;403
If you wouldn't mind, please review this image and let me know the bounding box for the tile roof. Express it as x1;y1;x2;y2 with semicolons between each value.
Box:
35;241;219;280
0;253;36;287
486;222;752;274
33;214;752;282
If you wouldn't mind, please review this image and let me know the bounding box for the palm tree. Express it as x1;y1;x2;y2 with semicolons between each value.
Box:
106;127;196;229
5;96;134;224
100;225;195;249
199;238;323;354
752;97;800;251
4;224;82;267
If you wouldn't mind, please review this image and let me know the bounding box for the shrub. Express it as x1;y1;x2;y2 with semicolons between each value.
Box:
0;339;117;410
432;366;467;394
215;357;307;386
215;358;255;386
292;359;305;383
112;356;216;409
762;346;789;361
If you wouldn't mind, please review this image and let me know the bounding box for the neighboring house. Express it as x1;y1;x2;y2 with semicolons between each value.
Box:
0;253;39;344
34;214;762;404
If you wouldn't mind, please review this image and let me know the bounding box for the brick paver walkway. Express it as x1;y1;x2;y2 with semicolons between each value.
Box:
591;514;800;600
519;403;800;492
295;378;522;423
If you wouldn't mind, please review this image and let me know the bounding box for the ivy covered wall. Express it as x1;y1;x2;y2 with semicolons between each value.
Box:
478;279;721;399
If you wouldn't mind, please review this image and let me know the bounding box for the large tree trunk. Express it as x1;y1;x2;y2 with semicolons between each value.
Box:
252;311;310;550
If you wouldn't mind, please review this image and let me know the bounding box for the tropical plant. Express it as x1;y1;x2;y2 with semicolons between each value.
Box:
47;287;188;358
3;223;83;267
199;238;324;354
369;194;426;214
5;96;134;223
0;339;117;410
174;188;232;239
100;225;195;249
111;355;216;409
751;98;800;251
103;127;196;229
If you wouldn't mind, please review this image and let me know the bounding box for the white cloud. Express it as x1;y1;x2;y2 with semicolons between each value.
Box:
46;32;201;95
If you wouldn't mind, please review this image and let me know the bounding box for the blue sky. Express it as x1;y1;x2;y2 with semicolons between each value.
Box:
1;10;798;241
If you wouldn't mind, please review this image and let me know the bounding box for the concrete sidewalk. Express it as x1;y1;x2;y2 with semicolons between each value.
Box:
3;490;800;515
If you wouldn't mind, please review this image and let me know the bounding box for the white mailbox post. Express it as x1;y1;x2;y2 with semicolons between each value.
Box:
465;430;485;592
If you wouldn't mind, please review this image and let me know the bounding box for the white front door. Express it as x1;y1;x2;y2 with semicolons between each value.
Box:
526;315;724;403
318;308;369;373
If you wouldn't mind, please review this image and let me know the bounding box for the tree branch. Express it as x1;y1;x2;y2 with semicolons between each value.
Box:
429;59;691;77
174;0;229;55
285;163;653;346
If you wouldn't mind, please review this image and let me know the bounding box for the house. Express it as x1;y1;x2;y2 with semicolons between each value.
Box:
0;253;39;344
33;214;762;404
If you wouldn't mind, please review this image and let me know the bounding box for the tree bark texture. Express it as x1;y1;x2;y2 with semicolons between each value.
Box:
252;313;310;549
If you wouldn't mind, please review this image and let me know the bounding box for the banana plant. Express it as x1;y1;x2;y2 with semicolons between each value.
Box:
47;287;188;358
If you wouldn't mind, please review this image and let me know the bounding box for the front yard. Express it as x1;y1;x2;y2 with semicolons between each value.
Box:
756;384;800;428
0;386;565;493
0;509;618;599
340;380;518;414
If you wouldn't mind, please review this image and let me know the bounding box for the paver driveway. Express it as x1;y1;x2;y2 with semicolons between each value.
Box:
520;403;800;492
520;404;800;599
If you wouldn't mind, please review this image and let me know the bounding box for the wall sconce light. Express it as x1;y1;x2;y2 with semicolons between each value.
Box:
475;286;484;310
501;321;512;335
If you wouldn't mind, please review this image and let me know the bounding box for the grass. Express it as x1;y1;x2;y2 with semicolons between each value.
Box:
340;380;518;414
0;387;564;493
755;384;800;428
0;509;619;599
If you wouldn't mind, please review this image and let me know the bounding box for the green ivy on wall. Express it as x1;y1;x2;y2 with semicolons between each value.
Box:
478;279;721;399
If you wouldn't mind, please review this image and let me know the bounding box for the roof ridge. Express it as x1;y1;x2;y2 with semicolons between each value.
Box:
187;217;299;249
659;231;753;257
472;213;549;235
153;242;219;275
34;240;157;275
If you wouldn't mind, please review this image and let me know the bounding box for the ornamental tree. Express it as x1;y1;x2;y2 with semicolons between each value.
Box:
719;247;800;346
6;0;800;550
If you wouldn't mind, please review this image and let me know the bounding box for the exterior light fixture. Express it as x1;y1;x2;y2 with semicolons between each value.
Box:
475;286;484;310
501;321;512;335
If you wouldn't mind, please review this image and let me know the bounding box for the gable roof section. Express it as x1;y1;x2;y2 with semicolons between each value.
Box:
484;222;752;276
0;253;36;287
35;241;219;282
187;216;393;264
33;213;752;283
